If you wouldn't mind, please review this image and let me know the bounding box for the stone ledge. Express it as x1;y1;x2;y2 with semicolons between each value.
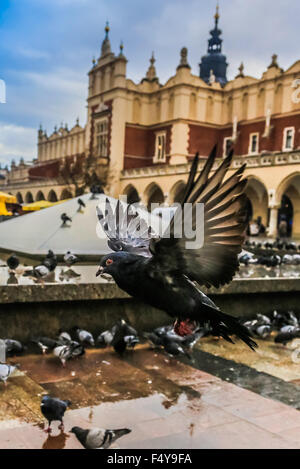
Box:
0;278;299;305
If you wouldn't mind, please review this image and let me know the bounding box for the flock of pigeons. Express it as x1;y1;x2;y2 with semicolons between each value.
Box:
241;239;300;268
0;317;207;448
6;249;78;282
242;310;300;345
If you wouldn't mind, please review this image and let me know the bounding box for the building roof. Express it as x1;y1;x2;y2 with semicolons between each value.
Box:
0;193;164;258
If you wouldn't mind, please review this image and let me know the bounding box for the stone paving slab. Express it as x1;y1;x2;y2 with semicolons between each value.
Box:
1;347;300;449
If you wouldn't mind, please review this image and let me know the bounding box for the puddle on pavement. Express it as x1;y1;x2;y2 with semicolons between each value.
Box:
0;346;203;450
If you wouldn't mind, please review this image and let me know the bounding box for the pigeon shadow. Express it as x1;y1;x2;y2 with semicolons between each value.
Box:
42;430;70;450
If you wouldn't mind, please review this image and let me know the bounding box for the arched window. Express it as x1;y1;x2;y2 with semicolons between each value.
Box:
16;192;23;204
36;191;45;201
25;192;34;204
48;190;58;202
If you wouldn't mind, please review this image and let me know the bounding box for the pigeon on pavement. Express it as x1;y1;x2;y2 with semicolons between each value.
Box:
41;396;71;433
31;337;58;354
73;327;95;347
71;426;131;449
61;213;72;226
64;251;78;267
6;254;19;271
0;363;18;386
53;342;85;366
4;339;24;355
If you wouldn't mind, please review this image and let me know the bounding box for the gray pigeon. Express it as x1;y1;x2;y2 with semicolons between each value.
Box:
74;327;95;347
64;251;78;267
71;426;131;449
97;330;113;348
0;363;18;385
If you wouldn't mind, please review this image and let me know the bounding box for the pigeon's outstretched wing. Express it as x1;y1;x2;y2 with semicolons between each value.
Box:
148;146;248;288
97;198;156;257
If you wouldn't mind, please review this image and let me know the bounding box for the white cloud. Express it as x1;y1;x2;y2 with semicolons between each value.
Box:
0;122;36;165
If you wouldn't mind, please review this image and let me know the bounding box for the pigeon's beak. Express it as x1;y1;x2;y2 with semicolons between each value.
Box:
96;266;104;277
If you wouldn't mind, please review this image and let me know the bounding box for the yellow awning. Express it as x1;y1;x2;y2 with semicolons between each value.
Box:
22;199;67;211
0;192;17;204
0;202;12;216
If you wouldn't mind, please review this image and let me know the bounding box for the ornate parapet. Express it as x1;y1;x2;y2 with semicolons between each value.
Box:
122;150;300;180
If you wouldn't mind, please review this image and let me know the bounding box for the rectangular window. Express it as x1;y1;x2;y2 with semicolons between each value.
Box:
249;133;259;155
153;131;166;163
95;119;108;157
283;127;295;151
223;137;232;158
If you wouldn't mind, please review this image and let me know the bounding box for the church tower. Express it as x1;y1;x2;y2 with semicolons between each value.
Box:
199;4;228;87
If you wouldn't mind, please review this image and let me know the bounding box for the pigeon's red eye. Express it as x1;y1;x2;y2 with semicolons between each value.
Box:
106;259;113;266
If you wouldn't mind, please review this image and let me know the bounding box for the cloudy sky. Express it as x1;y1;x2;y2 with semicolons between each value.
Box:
0;0;299;166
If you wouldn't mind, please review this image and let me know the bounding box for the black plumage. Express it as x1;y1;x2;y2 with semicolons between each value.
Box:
96;147;257;350
61;213;72;225
41;396;71;433
7;254;19;270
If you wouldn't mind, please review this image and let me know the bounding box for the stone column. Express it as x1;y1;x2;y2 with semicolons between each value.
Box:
267;206;279;237
169;122;189;165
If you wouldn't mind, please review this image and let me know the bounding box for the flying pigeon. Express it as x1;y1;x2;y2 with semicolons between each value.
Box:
96;147;257;350
41;396;71;433
71;426;131;449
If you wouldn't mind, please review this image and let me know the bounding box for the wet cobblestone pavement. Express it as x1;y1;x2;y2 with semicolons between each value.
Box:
1;345;300;449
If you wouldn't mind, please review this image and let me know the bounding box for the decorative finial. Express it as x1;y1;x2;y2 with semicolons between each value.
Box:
268;54;279;69
214;2;220;23
119;41;124;55
105;21;110;37
235;62;245;78
65;123;68;131
92;56;96;66
39;123;43;131
76;117;79;126
142;52;158;82
101;21;112;57
177;47;191;70
54;125;57;133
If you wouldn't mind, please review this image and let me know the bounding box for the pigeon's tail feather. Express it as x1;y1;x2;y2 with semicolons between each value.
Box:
204;306;258;351
113;428;131;439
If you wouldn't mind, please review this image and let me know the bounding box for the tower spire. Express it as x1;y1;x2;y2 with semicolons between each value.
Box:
199;5;228;87
101;21;112;58
142;52;158;83
214;2;220;24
